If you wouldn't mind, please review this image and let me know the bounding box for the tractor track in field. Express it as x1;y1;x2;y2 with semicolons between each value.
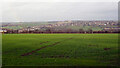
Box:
4;41;49;54
21;37;74;56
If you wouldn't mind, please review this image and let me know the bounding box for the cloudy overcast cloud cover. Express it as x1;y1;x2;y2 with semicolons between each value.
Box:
2;2;118;22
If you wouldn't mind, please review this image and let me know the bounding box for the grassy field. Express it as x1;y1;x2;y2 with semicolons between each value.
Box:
2;34;118;66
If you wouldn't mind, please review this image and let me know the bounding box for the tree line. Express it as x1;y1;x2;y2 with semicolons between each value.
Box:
2;27;120;34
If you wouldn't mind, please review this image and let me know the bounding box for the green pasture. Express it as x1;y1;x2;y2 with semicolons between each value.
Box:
2;34;118;66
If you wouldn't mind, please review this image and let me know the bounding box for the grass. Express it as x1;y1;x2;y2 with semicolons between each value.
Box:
2;34;118;66
65;26;103;31
2;26;23;30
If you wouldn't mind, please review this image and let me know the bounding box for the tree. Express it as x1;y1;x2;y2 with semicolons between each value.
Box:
87;28;93;33
79;28;84;33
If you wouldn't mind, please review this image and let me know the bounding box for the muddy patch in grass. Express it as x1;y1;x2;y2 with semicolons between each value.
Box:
68;38;73;39
104;48;111;51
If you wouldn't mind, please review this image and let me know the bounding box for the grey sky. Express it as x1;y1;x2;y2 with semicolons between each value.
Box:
2;2;118;22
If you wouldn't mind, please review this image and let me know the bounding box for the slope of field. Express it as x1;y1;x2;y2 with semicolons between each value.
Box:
2;34;118;66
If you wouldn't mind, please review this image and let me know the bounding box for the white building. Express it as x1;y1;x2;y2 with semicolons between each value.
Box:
0;30;7;33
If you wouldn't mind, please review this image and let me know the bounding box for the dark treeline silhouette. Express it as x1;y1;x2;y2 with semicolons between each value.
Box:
2;28;120;34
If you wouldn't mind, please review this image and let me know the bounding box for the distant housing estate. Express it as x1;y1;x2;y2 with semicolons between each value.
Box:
1;20;120;34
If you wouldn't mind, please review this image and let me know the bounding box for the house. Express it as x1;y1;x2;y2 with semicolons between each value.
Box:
0;30;7;34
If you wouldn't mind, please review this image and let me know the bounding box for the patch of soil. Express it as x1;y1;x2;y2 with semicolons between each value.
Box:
58;55;65;58
68;38;73;39
104;48;111;50
52;42;60;45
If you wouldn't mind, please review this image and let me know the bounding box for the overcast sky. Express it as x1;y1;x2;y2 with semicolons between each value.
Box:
2;2;118;22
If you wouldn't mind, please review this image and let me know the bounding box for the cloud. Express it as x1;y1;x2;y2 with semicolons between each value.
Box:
2;2;118;22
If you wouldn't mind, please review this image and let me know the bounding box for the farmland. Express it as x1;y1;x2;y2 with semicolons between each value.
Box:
2;34;118;66
2;21;119;34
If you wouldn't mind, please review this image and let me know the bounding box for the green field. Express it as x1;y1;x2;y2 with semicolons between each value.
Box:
2;34;118;66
